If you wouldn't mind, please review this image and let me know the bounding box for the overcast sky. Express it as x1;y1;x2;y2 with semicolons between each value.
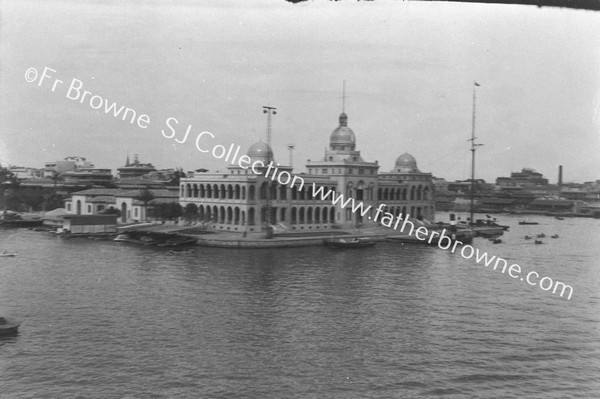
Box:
1;0;599;183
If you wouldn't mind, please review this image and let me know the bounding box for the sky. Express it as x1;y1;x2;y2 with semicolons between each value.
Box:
1;0;599;183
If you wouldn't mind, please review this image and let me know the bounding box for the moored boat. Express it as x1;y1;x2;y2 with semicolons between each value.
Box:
0;317;20;335
0;252;17;257
518;220;539;225
324;237;376;248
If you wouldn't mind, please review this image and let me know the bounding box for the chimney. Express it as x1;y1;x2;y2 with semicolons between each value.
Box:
558;165;563;187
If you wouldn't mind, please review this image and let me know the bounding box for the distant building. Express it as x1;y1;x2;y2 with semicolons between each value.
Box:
117;154;156;179
496;168;549;188
8;166;44;180
61;168;114;186
44;156;93;177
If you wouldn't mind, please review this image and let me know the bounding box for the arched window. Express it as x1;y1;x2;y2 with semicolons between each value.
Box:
280;208;286;222
279;185;287;200
219;206;225;224
260;182;267;200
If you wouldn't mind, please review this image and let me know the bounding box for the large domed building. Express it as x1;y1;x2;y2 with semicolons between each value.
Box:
179;109;434;232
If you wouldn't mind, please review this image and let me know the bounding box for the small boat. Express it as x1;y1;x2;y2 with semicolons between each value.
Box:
537;233;546;238
0;317;20;335
0;252;17;257
551;234;559;239
524;235;532;240
519;221;539;225
156;237;197;247
492;238;502;244
324;237;376;248
534;240;544;244
555;217;564;220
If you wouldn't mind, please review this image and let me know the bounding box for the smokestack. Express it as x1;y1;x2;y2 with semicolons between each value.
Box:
558;165;563;187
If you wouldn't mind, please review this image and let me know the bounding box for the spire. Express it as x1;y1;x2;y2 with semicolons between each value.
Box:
342;80;346;113
126;152;130;166
338;80;348;126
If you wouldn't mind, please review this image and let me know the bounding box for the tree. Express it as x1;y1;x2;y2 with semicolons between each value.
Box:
167;202;183;223
183;203;198;225
1;168;20;211
167;167;186;186
135;189;155;221
50;171;62;193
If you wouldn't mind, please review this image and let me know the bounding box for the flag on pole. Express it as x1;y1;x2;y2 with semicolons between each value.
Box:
474;82;481;86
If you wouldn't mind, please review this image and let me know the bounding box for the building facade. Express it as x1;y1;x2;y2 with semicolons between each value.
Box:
179;111;435;233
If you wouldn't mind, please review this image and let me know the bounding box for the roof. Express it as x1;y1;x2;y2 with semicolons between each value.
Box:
149;198;180;205
43;208;67;220
529;199;574;206
71;188;123;196
63;214;118;225
480;198;515;204
116;189;179;198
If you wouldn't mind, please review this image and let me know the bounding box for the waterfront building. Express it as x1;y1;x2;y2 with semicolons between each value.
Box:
65;188;179;223
179;111;435;233
179;141;337;233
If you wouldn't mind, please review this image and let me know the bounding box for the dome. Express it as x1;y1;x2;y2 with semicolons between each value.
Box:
395;153;417;167
247;141;274;163
394;153;420;173
330;113;356;149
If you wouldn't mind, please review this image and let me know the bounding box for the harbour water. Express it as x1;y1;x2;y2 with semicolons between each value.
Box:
1;214;599;398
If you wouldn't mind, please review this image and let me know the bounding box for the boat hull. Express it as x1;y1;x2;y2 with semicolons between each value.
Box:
0;317;20;336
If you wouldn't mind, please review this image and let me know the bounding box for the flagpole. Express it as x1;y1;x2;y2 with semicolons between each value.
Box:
469;82;481;226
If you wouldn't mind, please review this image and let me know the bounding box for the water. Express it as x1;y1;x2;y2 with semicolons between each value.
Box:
1;214;599;398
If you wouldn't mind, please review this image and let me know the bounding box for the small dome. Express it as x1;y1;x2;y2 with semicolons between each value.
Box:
330;113;356;149
247;141;274;163
395;153;420;173
395;153;416;167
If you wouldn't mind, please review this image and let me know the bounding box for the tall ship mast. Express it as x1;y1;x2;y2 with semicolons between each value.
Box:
469;82;483;226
